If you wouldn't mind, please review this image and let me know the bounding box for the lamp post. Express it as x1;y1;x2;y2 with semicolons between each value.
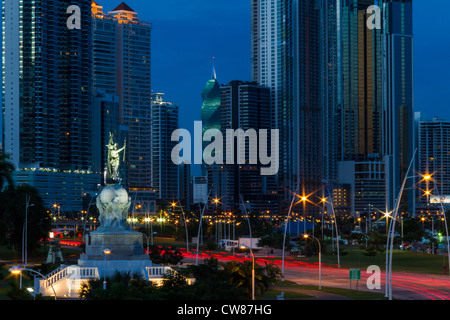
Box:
327;195;340;268
174;201;189;252
196;189;212;265
23;195;34;270
386;148;416;300
281;186;299;279
103;248;111;290
239;194;255;301
9;266;57;300
303;234;321;290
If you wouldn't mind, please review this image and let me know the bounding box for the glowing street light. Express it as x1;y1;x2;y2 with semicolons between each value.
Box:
103;248;111;290
9;266;57;300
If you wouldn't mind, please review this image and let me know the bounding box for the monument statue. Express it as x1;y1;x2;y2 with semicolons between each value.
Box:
96;132;131;231
106;132;126;185
78;131;150;276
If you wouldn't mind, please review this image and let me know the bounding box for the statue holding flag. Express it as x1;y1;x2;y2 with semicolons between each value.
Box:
106;132;126;185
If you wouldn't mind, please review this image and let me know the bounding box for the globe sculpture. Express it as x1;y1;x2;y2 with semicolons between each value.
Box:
96;184;131;232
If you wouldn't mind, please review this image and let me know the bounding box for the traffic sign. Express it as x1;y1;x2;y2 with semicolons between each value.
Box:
349;268;361;280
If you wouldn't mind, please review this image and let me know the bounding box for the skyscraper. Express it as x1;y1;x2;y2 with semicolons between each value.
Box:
381;0;414;215
151;93;179;202
108;2;152;193
2;0;94;170
92;1;124;182
207;80;278;213
321;0;341;184
200;65;221;175
336;0;414;216
417;117;450;215
251;0;322;215
2;0;100;210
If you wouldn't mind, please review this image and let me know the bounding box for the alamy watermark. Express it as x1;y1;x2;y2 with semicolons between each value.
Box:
367;5;382;30
366;265;381;290
171;121;279;176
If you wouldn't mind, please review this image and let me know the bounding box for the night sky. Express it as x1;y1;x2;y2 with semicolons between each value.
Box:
101;0;450;174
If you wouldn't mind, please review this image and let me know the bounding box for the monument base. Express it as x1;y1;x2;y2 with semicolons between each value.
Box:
80;229;149;260
78;229;153;277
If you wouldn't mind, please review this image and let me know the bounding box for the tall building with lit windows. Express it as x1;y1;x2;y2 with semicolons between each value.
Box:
2;0;100;211
2;0;94;170
107;2;152;194
337;0;414;216
416;117;450;215
151;93;179;202
200;65;221;176
251;0;322;216
381;0;414;216
207;80;278;213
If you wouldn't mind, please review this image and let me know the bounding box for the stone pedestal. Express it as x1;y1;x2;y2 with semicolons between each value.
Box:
80;230;149;260
78;230;153;277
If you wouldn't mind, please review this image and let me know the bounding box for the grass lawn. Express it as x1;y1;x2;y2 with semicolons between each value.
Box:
265;280;388;300
297;284;387;300
263;288;313;300
0;246;21;261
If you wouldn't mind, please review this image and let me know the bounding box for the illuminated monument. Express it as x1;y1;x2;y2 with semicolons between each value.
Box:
78;133;152;274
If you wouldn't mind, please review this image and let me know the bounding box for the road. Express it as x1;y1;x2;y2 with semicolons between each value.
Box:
182;250;450;300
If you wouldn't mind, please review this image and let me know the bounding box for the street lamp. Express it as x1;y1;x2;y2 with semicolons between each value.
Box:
239;194;255;301
103;248;111;290
176;200;190;252
324;195;341;268
303;234;321;290
9;266;57;300
385;148;416;300
196;189;212;265
23;195;34;269
281;187;299;280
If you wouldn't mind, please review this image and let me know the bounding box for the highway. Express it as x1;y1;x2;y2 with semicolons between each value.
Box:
182;250;450;300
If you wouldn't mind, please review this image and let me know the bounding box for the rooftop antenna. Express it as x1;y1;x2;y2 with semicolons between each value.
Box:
211;56;217;80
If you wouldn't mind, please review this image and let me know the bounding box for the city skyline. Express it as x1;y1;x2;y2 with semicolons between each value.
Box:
3;0;450;304
96;0;450;139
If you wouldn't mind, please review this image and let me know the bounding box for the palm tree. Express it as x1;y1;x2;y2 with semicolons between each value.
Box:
0;154;15;191
223;260;281;298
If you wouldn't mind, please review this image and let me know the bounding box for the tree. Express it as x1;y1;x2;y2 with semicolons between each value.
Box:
402;218;424;243
148;245;183;265
0;154;14;191
0;184;51;255
223;260;282;299
258;229;289;250
185;258;247;300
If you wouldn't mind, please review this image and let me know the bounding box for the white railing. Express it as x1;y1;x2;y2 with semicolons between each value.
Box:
42;266;99;289
145;266;172;278
43;265;69;288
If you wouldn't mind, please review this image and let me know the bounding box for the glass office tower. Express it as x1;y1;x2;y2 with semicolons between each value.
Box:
151;93;179;202
381;0;414;215
251;0;322;215
2;0;100;211
108;3;152;193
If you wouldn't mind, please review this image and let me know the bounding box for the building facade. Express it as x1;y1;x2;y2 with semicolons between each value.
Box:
417;117;450;215
107;2;152;193
151;93;179;203
251;0;322;216
2;0;100;210
206;81;278;214
336;0;414;216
